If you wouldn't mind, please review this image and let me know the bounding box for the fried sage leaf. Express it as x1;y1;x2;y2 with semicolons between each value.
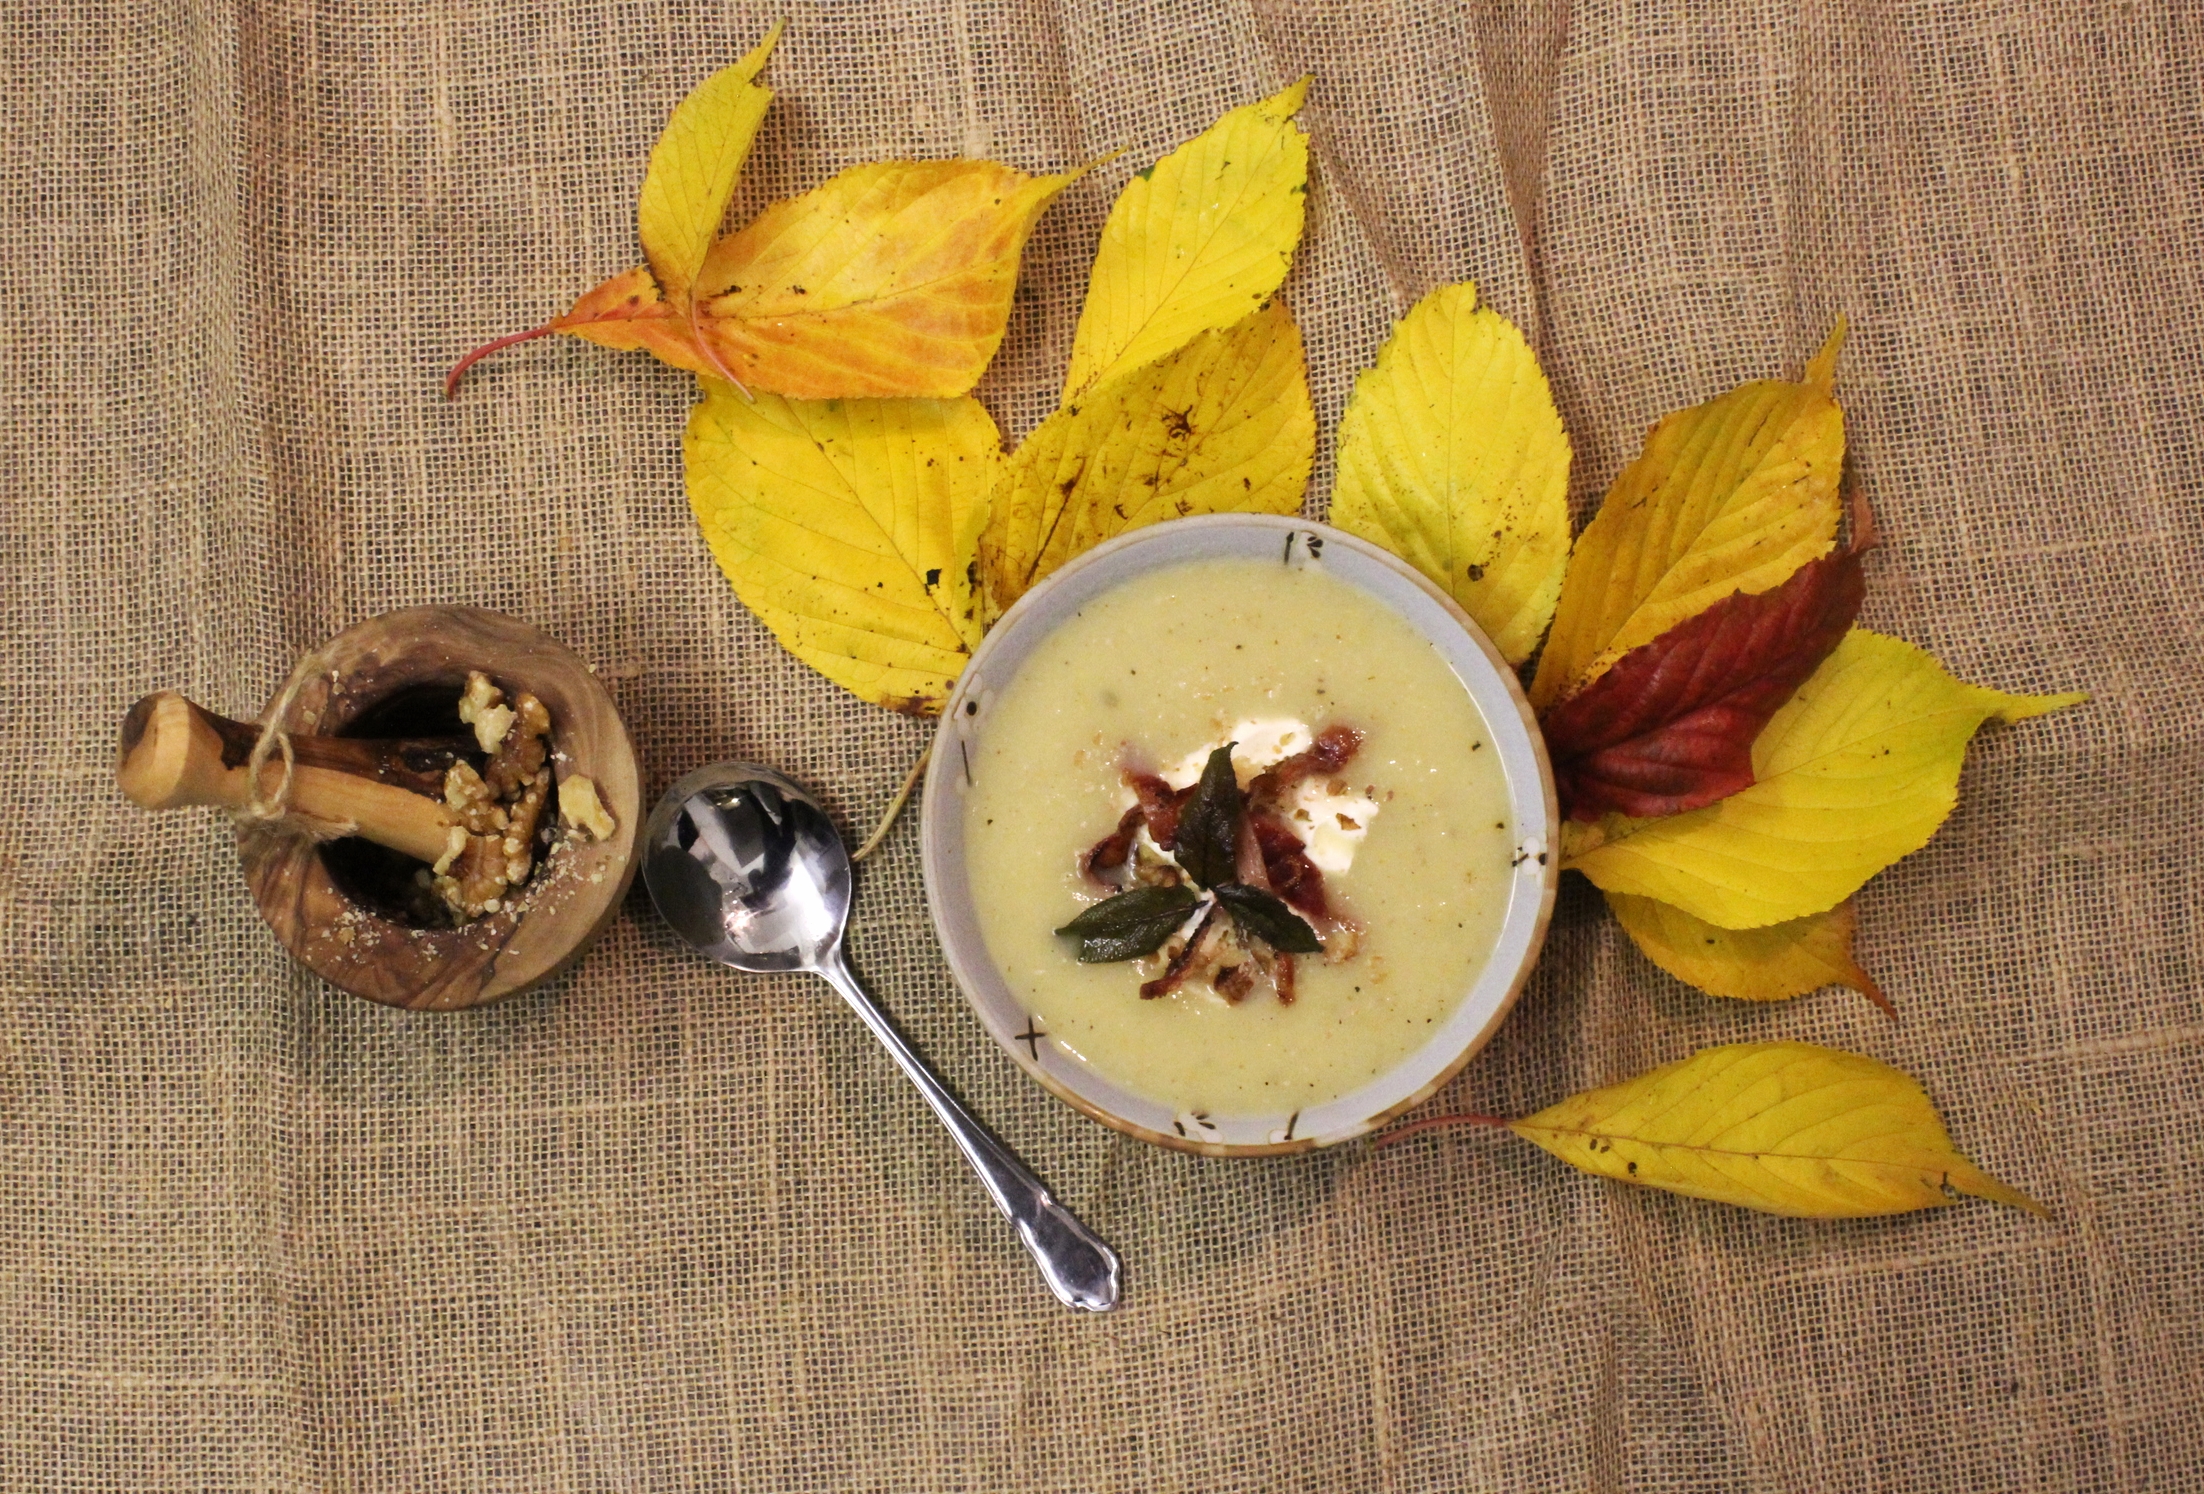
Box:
1510;1041;2044;1218
1561;628;2086;928
1528;325;1850;710
1212;881;1322;954
1056;884;1200;962
1174;744;1242;890
1330;280;1573;665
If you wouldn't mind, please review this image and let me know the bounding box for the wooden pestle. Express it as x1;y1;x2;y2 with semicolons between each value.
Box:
117;690;467;864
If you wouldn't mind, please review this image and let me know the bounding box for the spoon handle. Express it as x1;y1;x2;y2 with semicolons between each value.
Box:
817;950;1122;1313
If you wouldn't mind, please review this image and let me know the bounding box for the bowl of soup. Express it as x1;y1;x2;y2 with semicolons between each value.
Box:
920;515;1556;1155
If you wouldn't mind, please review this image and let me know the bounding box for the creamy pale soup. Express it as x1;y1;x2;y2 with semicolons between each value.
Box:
961;556;1515;1116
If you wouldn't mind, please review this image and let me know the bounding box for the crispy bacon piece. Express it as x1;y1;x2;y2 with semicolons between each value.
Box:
1247;723;1364;803
1140;905;1218;999
1272;952;1297;1005
1251;813;1328;917
1234;812;1272;889
1214;960;1255;1003
1080;805;1146;883
1125;770;1195;849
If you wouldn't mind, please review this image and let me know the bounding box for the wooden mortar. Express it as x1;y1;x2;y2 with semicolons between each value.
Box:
117;606;641;1011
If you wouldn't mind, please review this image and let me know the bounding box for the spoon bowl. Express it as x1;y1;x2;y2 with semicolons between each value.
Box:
642;761;1122;1313
644;766;848;972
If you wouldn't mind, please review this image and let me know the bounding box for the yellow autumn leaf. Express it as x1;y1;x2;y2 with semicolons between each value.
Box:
1329;281;1572;664
1563;628;2086;928
553;161;1079;399
1527;325;1850;710
1511;1041;2044;1218
549;264;713;376
980;298;1314;619
636;23;782;311
685;381;998;715
1607;892;1891;1015
687;159;1082;398
449;28;1075;403
1061;79;1311;400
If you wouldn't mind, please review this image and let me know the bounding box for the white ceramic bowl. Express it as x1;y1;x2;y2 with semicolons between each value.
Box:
921;515;1557;1155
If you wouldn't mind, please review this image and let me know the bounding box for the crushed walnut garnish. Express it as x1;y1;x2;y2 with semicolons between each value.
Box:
417;671;616;923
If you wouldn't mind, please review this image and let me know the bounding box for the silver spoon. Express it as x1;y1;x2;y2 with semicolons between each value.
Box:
641;762;1122;1313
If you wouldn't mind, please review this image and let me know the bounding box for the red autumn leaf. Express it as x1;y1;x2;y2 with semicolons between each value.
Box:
1541;546;1867;821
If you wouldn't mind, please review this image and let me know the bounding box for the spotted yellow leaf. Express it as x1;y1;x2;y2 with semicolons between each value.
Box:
1528;324;1850;709
548;264;713;377
1563;628;2086;928
688;160;1083;398
685;382;997;714
980;298;1313;619
551;161;1079;399
1329;282;1572;664
636;24;782;311
1062;79;1310;400
1607;892;1891;1015
449;27;1075;403
1512;1041;2043;1218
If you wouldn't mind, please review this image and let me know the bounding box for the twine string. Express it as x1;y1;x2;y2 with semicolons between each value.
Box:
232;647;357;841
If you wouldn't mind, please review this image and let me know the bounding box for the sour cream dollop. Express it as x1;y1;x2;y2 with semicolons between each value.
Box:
1131;716;1380;875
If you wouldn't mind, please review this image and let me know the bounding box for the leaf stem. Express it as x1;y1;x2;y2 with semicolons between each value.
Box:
1855;972;1898;1022
1847;487;1883;555
1369;1111;1513;1150
851;739;932;864
689;301;754;400
444;324;554;399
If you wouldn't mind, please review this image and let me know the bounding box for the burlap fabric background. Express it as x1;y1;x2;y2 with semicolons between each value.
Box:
7;0;2198;1487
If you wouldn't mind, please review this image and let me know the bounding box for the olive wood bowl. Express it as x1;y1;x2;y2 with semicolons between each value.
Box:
122;606;640;1011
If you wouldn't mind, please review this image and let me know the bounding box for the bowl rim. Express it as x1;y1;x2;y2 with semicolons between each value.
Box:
920;515;1558;1157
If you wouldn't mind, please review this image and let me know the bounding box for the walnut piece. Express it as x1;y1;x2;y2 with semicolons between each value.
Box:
558;775;617;842
442;762;505;834
484;691;550;798
431;674;560;922
458;670;516;753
